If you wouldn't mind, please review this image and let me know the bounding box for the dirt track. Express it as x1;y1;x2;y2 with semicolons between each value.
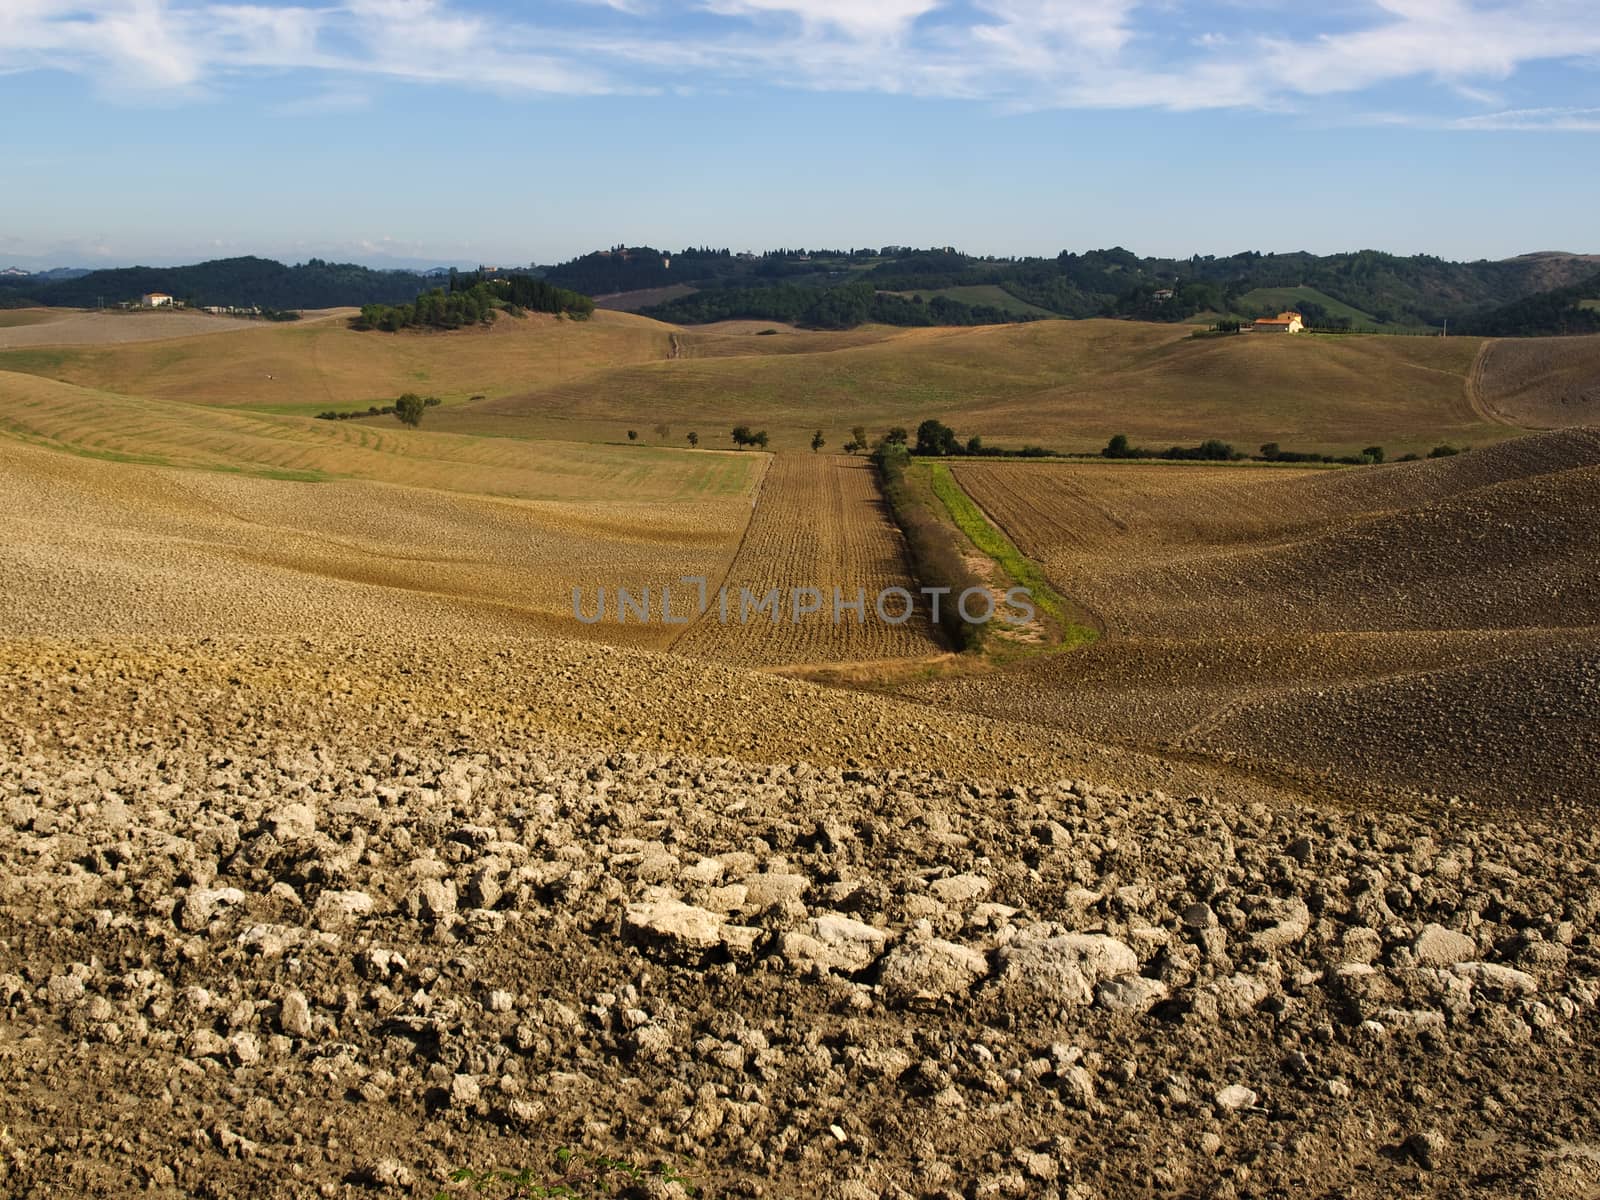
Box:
1470;335;1600;429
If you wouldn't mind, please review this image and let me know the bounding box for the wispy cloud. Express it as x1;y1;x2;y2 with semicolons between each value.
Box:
0;0;1595;128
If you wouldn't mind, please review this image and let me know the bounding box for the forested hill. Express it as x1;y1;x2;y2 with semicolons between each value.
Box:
543;244;1600;331
1458;271;1600;337
6;246;1597;332
0;257;438;310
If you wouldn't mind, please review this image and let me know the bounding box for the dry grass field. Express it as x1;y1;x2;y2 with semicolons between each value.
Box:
0;369;755;503
0;306;292;347
1;309;1517;456
1471;333;1600;427
910;434;1600;804
437;319;1512;457
0;308;676;415
673;454;941;667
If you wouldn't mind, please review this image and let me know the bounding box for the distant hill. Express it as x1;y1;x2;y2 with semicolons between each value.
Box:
6;246;1599;332
1458;271;1600;337
0;256;435;310
544;244;1600;331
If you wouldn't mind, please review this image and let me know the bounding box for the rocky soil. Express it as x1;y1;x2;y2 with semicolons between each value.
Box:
3;655;1599;1198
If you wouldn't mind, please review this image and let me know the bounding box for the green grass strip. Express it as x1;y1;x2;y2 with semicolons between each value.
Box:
925;461;1097;650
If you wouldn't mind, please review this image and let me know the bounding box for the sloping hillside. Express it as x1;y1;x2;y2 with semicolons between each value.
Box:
920;430;1600;803
1472;334;1600;427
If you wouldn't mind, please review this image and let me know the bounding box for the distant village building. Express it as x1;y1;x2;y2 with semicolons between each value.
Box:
1153;288;1175;303
1250;310;1304;334
139;292;174;308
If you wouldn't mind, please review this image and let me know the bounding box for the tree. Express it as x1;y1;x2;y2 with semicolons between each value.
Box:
1104;434;1132;459
915;419;960;456
884;427;908;445
394;392;425;427
732;424;753;449
687;431;699;448
1363;446;1385;463
753;431;769;449
811;429;825;453
966;435;984;455
627;429;638;441
851;425;867;453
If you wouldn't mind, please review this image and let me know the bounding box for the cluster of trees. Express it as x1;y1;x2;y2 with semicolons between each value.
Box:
315;393;442;424
1103;434;1243;462
872;440;988;652
11;247;1598;335
731;425;770;450
641;281;1026;330
354;271;593;332
1260;442;1386;465
908;419;1056;458
354;288;495;332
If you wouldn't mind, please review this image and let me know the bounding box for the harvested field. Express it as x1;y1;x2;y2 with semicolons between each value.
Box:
911;433;1600;803
0;308;674;415
0;428;759;649
673;454;942;667
1471;333;1600;427
395;320;1515;458
5;313;1600;1199
0;370;754;503
0;309;1521;458
0;307;298;348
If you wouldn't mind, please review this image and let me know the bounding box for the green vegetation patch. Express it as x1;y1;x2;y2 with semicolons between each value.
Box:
925;461;1096;650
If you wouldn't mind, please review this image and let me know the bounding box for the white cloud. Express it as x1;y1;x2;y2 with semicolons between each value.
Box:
700;0;944;39
1450;105;1600;131
0;0;1595;128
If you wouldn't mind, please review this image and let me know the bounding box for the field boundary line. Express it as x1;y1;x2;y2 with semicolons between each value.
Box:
666;450;775;651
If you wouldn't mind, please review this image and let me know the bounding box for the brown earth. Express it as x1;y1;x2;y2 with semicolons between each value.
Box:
3;637;1600;1200
913;433;1600;806
673;455;943;667
1471;335;1600;428
2;367;1599;1198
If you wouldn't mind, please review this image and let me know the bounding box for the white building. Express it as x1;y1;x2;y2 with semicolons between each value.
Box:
139;292;174;308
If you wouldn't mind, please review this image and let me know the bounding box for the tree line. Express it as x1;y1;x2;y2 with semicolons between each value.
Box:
640;281;1029;330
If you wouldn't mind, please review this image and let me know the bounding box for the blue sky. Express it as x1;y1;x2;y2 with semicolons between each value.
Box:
2;0;1597;268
